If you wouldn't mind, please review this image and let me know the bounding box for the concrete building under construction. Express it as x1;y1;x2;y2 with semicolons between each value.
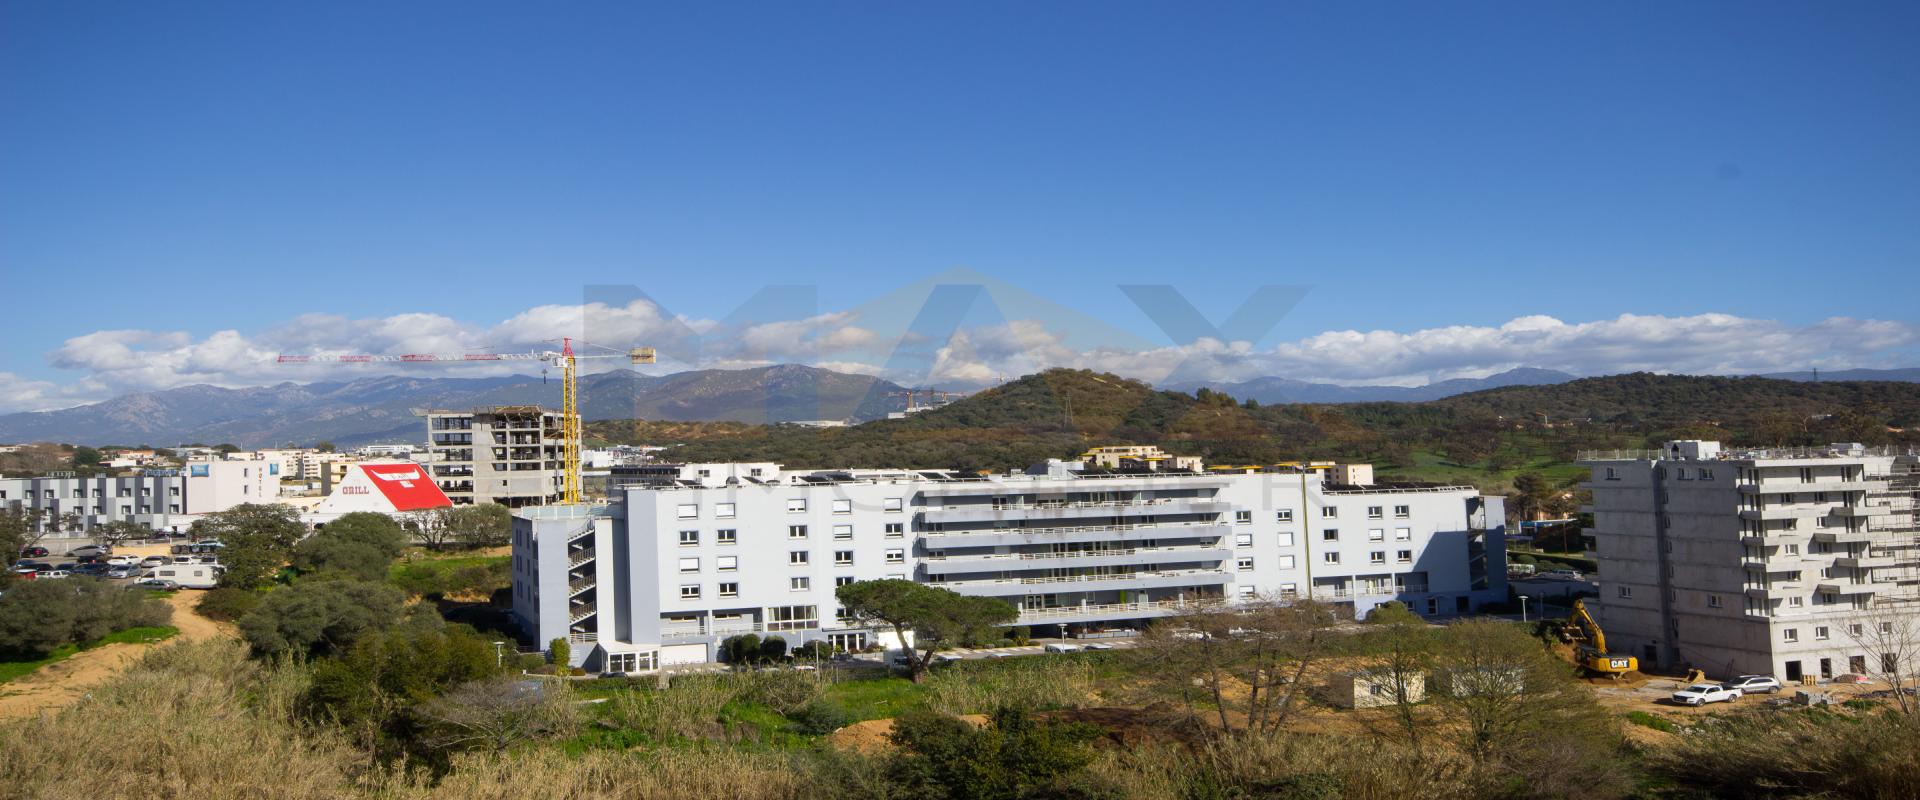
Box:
424;406;569;507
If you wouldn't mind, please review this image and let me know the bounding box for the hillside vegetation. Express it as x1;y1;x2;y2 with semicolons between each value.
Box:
588;369;1920;486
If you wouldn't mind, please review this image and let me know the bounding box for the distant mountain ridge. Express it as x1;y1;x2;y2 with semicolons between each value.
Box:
1161;367;1578;403
0;365;905;448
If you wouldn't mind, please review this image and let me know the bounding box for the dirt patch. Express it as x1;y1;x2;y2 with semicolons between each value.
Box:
0;589;236;720
827;714;988;753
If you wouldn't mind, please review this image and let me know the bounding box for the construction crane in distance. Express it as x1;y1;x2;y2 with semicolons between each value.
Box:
277;339;656;505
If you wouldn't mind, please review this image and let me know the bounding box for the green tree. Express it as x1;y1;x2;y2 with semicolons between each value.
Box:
448;504;512;549
836;579;1017;683
0;578;172;658
238;579;405;656
307;621;502;759
192;504;305;589
71;446;102;468
314;441;337;453
293;512;409;581
886;706;1105;799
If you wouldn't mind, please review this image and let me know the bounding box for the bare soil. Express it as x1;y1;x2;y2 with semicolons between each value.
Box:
0;589;236;719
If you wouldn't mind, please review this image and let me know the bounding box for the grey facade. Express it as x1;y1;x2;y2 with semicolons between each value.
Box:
0;473;191;538
512;461;1506;670
425;406;567;507
1582;441;1920;681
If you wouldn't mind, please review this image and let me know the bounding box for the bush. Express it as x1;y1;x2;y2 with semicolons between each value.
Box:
195;587;264;623
0;578;173;659
238;580;405;656
294;513;410;581
757;636;789;664
790;701;851;735
1512;554;1536;565
1009;626;1032;647
722;634;761;665
549;637;570;667
1625;711;1676;733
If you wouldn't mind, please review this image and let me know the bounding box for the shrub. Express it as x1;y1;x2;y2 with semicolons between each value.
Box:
722;634;761;665
790;701;851;735
238;579;405;656
549;637;570;667
195;587;264;623
757;636;789;664
0;578;173;659
1625;711;1676;733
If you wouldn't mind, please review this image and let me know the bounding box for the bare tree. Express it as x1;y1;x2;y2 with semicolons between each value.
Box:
406;508;457;550
1847;607;1920;717
1131;596;1340;735
1354;605;1435;749
92;520;154;550
417;675;581;756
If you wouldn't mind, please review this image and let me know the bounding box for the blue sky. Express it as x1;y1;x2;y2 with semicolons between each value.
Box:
1;2;1916;410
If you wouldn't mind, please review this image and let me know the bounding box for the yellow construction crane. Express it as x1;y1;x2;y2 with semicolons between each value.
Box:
277;339;655;504
1559;598;1639;678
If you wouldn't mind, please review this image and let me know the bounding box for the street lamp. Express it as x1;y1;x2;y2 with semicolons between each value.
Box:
1518;596;1529;624
493;641;506;668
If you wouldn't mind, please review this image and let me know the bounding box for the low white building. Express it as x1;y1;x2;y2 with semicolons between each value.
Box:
1;458;281;538
513;460;1506;671
305;460;453;525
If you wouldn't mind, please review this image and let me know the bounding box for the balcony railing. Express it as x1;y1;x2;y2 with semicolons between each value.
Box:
569;602;596;623
1314;583;1429;599
569;548;596;568
568;575;596;595
923;544;1226;562
1016;598;1203;623
662;622;765;639
919;520;1224;539
937;568;1221;588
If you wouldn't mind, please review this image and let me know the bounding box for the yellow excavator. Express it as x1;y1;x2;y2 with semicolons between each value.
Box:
1558;599;1639;678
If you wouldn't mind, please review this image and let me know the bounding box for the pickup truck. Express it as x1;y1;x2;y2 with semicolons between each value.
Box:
1671;683;1742;706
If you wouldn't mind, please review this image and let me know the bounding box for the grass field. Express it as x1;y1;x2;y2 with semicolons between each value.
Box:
0;625;179;684
1375;437;1587;493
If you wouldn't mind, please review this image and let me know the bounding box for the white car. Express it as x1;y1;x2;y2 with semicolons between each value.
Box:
36;570;72;579
1671;683;1742;706
984;652;1015;659
106;555;139;566
1084;643;1117;651
1722;675;1783;694
1043;643;1082;654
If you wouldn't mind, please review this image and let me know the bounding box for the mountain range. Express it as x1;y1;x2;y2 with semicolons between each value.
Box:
1;364;1914;449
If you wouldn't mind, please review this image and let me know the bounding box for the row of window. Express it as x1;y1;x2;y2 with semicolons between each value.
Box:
676;549;907;573
2;486;180;500
1782;621;1892;643
677;523;907;546
676;497;907;520
678;575;905;601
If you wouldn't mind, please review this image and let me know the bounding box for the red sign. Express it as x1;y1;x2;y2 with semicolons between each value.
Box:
361;465;452;511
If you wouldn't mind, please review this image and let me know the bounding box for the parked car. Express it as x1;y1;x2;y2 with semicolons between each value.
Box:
1043;643;1083;654
18;546;50;558
930;653;964;664
106;566;139;579
66;545;110;558
1671;683;1742;706
1084;643;1117;651
139;556;171;568
106;555;140;566
1542;568;1584;581
1723;675;1783;694
36;570;72;579
131;578;181;590
13;560;52;571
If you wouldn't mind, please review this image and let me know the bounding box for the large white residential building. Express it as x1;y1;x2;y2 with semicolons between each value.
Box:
1581;440;1920;681
512;459;1506;671
425;406;568;507
0;459;281;538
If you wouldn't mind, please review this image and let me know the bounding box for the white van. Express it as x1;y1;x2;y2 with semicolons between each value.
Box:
151;564;221;589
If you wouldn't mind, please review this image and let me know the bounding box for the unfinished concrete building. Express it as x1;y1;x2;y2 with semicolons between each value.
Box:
424;406;568;507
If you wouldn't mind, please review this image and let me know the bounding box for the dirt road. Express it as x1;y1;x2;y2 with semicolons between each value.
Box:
0;590;235;720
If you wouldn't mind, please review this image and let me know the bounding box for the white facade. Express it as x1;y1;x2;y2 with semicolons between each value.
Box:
2;459;278;538
1582;442;1920;681
512;461;1505;670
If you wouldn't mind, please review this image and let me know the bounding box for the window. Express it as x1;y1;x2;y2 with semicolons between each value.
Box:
1369;551;1385;564
1276;509;1294;523
1276;532;1294;547
1788;596;1804;608
1235;533;1254;548
1850;623;1864;637
1236;557;1254;572
1322;529;1339;542
1368;528;1384;541
791;576;811;592
1322;507;1338;519
678;530;699;547
790;551;810;566
1884;621;1897;635
884;497;903;512
833;524;853;540
718;582;738;598
717;556;737;572
1815;626;1830;640
787;498;807;513
716;529;737;545
677;557;699;573
677;504;699;519
884;523;904;538
1676;468;1691;481
1235;510;1252;525
1238;586;1257;598
1394;505;1410;518
835;576;855;587
1618;586;1633;599
1395;527;1411;541
1699;468;1715;481
767;605;818;631
1785;543;1800;555
1279;582;1298;596
834;550;854;566
1707;595;1722;608
789;525;808;540
1605;467;1619;480
832;499;853;515
679;585;701;600
1782;628;1799;642
716;502;736;519
1397;550;1412;563
885;548;905;564
1278;555;1296;569
1323;552;1340;564
1367;506;1383;520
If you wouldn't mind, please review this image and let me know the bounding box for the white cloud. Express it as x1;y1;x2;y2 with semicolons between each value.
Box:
6;304;1916;415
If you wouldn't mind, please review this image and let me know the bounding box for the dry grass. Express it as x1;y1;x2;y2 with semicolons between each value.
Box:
922;658;1101;714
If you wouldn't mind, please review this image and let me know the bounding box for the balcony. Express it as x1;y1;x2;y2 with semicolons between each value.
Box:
1817;580;1877;596
568;547;596;568
1830;506;1891;519
922;497;1228;523
1739;480;1877;495
568;574;596;595
921;544;1233;573
1313;583;1430;599
917;520;1229;547
938;568;1228;596
1835;555;1899;569
569;602;597;624
1813;530;1878;544
1738;507;1832;522
1015;598;1208;624
662;621;765;640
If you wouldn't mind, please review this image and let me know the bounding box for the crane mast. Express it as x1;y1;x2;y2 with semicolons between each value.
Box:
277;341;655;505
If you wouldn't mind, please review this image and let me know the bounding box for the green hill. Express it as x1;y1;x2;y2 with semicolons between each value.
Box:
587;369;1920;488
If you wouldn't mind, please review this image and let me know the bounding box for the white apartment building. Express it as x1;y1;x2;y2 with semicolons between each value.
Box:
512;460;1506;671
425;406;567;507
0;459;280;538
1581;440;1920;681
